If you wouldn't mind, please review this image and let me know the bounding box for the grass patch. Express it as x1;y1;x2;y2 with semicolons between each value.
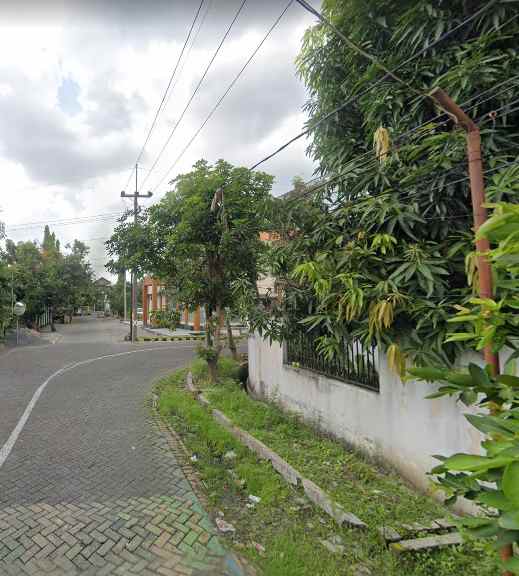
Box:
158;366;500;576
191;356;241;382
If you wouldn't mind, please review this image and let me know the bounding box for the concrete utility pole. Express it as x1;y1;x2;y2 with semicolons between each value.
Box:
123;270;127;323
121;163;152;343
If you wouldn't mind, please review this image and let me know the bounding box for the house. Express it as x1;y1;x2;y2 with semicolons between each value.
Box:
142;276;204;331
94;277;112;314
257;231;283;299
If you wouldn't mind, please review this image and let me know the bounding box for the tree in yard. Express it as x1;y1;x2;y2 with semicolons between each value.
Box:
6;230;94;329
262;3;518;572
247;0;519;370
60;241;95;322
107;159;273;382
0;253;12;339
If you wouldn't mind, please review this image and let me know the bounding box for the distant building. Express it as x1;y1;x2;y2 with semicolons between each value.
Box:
142;277;204;331
94;277;112;314
257;232;283;299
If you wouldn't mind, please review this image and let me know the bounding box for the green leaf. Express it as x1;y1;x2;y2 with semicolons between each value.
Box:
477;490;515;511
445;332;476;343
461;389;478;406
468;363;491;388
494;529;519;549
442;453;512;472
483;439;516;457
466;414;516;438
498;375;519;388
504;557;519;575
408;367;447;381
447;315;480;323
465;522;500;538
459;516;492;529
446;372;474;386
499;511;519;530
425;386;461;399
503;462;519;506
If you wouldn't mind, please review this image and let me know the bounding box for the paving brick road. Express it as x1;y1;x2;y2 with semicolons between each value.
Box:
0;318;246;576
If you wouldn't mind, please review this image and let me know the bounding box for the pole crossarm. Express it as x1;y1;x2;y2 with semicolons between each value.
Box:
120;192;153;199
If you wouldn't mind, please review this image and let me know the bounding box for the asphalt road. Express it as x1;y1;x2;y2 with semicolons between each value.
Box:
0;318;244;576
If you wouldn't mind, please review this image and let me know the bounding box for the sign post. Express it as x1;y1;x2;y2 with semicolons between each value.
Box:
14;301;26;346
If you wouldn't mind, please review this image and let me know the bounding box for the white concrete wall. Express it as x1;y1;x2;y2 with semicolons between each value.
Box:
248;334;484;507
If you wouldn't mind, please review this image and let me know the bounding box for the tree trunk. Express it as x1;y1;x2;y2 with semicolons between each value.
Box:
50;307;56;332
226;315;238;361
214;306;220;351
207;357;218;384
205;304;212;347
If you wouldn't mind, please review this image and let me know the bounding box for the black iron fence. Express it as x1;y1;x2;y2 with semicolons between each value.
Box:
285;329;379;392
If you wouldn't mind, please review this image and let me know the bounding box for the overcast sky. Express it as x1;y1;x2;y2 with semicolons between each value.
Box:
0;0;318;277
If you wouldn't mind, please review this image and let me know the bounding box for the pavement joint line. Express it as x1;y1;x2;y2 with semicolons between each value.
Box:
0;345;196;470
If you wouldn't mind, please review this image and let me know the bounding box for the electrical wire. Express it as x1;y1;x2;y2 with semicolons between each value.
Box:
317;158;519;214
121;0;205;192
7;213;124;232
151;0;294;193
280;78;519;203
163;0;213;113
136;1;204;168
293;0;422;93
140;0;248;190
249;0;504;171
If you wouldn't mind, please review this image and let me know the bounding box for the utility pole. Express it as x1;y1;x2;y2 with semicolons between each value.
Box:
430;88;510;575
120;163;152;343
430;88;498;374
123;270;127;323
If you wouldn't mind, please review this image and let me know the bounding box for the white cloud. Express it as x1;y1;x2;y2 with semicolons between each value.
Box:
0;1;319;278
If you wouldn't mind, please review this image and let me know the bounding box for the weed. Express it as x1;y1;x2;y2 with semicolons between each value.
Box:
158;369;500;576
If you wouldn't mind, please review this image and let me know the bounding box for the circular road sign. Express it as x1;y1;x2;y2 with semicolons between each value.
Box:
14;302;26;316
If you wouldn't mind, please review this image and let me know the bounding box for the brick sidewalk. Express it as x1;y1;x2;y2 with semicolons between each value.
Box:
0;404;249;576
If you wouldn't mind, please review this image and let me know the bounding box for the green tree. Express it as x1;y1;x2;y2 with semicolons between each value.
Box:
256;0;519;368
6;231;94;330
0;254;13;339
107;159;273;381
60;241;95;323
109;272;131;318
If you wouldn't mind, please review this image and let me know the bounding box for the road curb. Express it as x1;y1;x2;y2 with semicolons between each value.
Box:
151;390;258;576
186;372;367;530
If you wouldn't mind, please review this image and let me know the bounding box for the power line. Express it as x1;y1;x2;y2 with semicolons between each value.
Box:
283;93;519;206
293;0;421;93
135;1;205;173
310;158;519;214
140;0;248;190
151;0;294;193
121;3;206;193
7;213;124;232
249;0;501;172
163;0;213;113
279;74;519;202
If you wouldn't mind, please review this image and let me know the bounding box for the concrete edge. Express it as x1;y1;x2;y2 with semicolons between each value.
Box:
150;391;259;576
187;372;366;529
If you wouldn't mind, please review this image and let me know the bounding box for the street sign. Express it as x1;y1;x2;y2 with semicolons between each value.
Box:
14;301;26;316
